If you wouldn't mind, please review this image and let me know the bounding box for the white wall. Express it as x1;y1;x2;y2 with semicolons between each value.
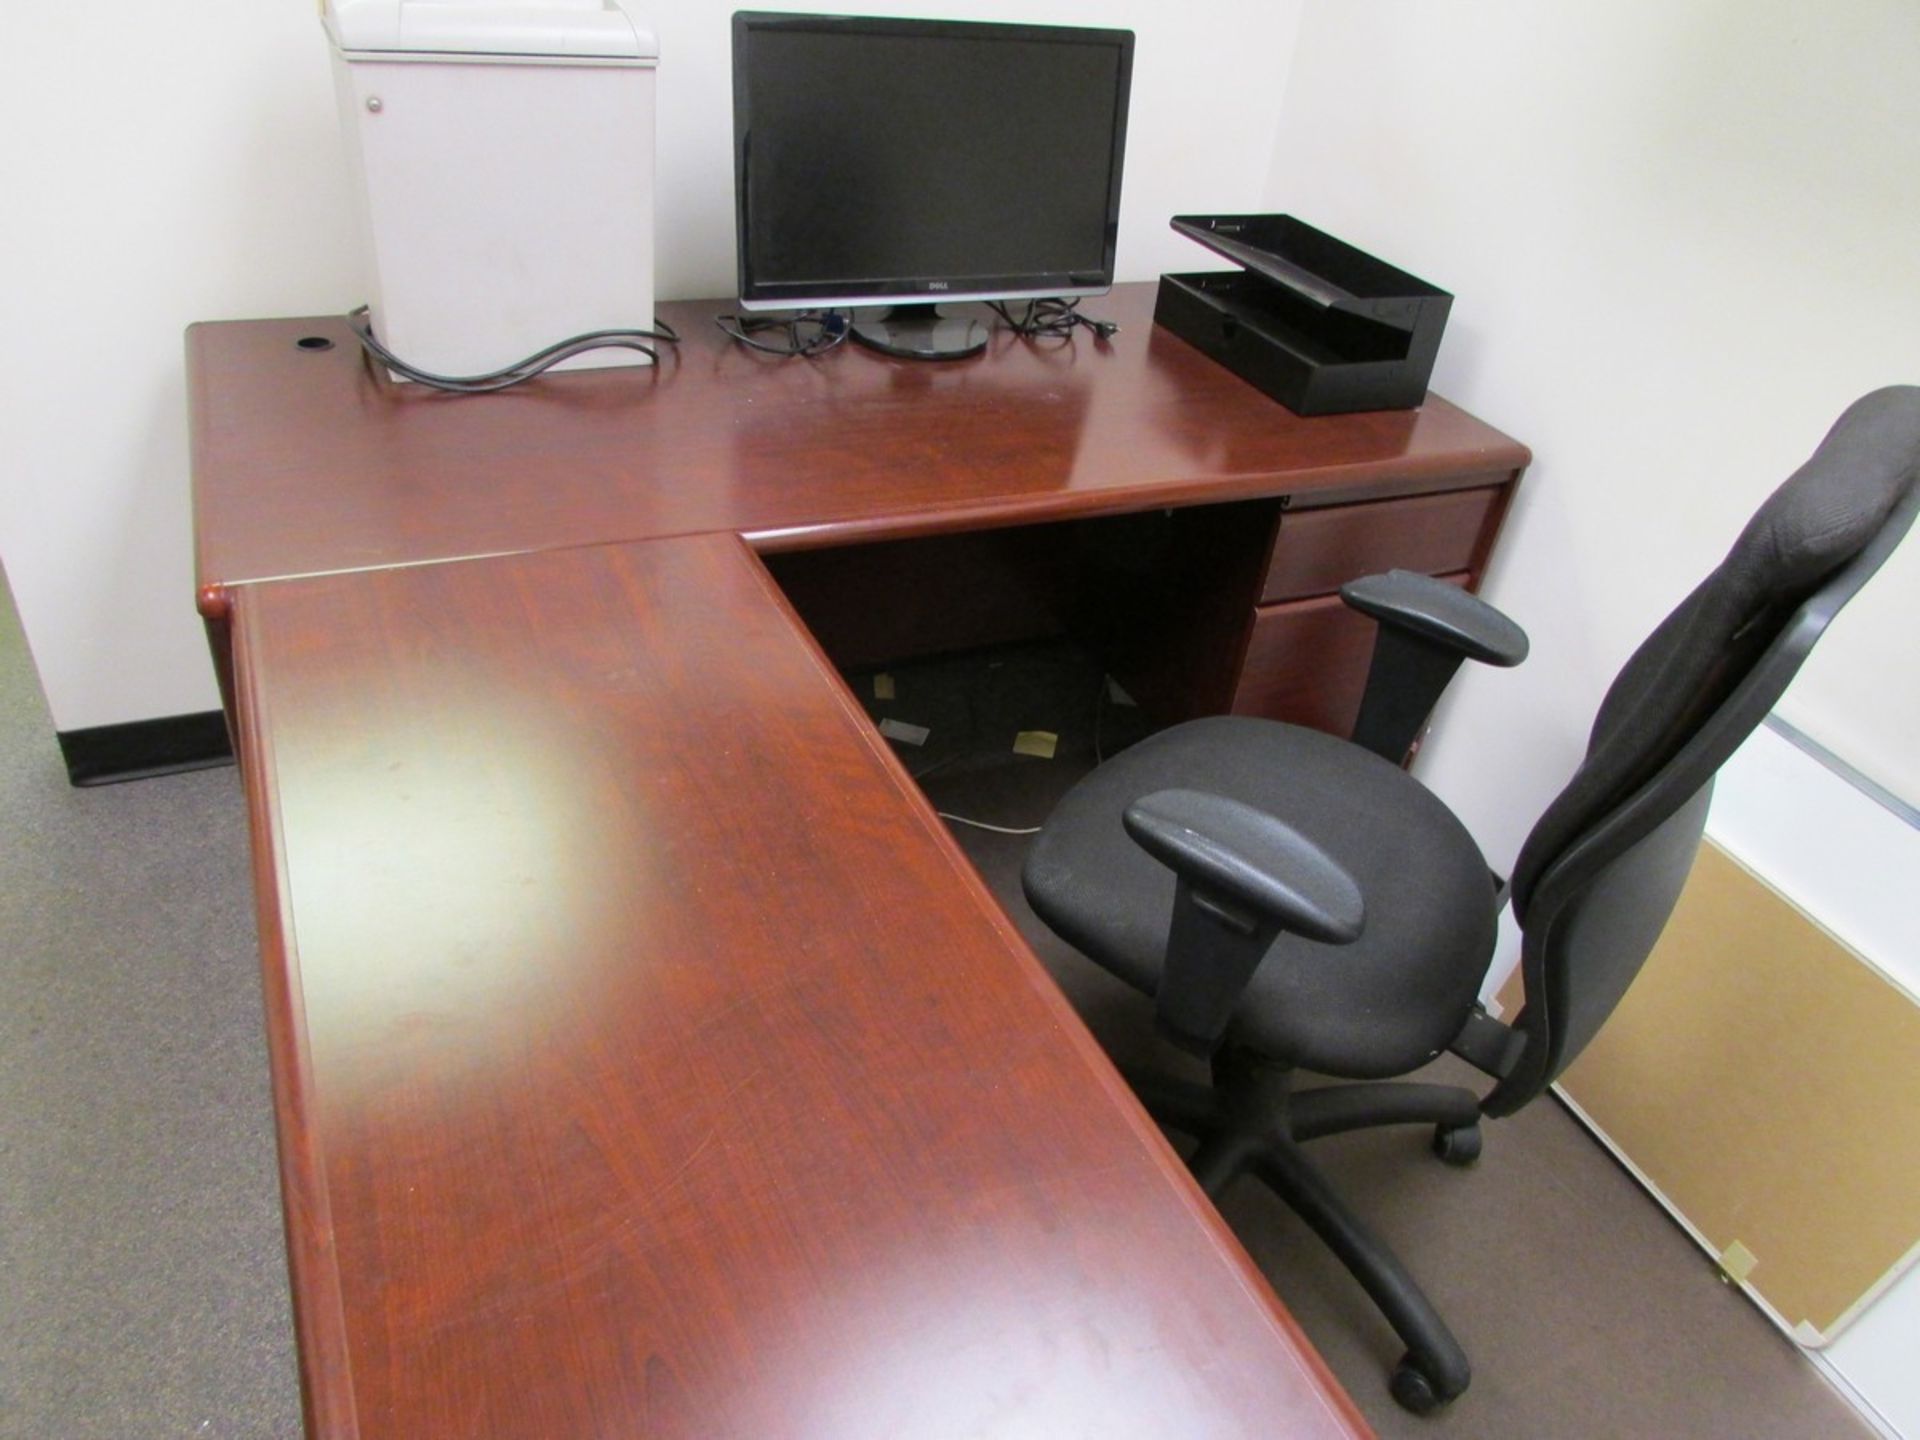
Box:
1261;4;1919;1433
1262;0;1920;860
0;2;361;733
0;0;1304;735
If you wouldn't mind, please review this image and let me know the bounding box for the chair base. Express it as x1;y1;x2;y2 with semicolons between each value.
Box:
1128;1055;1481;1414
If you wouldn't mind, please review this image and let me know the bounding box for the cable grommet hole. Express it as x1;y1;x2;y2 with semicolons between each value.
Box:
296;336;335;352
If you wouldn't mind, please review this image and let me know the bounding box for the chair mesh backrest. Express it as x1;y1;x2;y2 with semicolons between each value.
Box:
1509;386;1920;924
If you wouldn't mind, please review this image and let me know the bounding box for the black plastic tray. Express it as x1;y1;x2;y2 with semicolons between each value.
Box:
1155;215;1451;415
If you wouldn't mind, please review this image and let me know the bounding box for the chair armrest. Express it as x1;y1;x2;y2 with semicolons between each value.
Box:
1123;789;1364;1054
1123;789;1364;943
1342;570;1529;666
1341;570;1529;763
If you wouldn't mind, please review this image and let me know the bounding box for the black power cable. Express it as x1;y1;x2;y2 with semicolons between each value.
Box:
347;306;680;393
987;297;1118;343
714;309;851;357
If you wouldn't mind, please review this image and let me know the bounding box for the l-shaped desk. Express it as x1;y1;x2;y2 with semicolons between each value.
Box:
190;285;1528;1439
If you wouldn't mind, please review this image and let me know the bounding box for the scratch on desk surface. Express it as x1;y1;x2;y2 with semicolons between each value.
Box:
633;1126;722;1213
426;1121;737;1337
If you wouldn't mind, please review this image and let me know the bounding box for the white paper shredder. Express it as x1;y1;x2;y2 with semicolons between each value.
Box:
323;0;658;377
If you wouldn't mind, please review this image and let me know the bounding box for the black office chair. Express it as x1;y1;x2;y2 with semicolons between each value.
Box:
1021;387;1920;1413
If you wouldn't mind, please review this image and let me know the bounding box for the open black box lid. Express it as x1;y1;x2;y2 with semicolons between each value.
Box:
1156;215;1452;416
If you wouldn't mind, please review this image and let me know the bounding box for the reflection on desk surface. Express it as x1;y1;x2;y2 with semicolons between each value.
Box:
189;286;1527;596
230;532;1371;1438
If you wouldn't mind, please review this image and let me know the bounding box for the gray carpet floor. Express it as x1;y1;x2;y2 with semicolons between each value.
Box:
0;573;300;1440
0;585;1871;1439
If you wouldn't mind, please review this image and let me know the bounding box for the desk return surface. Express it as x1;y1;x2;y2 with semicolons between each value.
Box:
232;533;1371;1439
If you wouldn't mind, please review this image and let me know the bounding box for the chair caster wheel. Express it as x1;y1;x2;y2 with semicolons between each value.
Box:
1389;1354;1446;1415
1390;1351;1466;1414
1432;1121;1482;1166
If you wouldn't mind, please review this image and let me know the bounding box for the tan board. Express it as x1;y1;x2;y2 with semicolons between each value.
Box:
1497;841;1920;1342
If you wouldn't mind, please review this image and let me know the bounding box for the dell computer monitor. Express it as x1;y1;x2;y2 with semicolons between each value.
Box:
731;12;1134;359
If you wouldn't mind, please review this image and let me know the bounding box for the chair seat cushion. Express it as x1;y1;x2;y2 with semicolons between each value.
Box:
1022;716;1498;1078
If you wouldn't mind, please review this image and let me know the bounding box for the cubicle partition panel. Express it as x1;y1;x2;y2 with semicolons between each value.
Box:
1501;841;1920;1347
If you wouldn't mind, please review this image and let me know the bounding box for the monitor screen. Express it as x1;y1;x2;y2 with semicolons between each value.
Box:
732;13;1134;311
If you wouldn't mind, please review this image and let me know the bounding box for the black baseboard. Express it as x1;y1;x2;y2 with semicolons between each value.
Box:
58;711;235;787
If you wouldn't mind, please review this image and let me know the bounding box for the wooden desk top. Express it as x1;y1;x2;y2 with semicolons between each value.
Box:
190;284;1527;610
231;533;1371;1439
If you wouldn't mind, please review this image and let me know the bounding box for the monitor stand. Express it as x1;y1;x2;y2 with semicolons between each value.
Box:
851;305;988;361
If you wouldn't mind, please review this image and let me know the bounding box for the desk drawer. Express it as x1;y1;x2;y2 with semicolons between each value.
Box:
1233;572;1470;737
1262;486;1501;604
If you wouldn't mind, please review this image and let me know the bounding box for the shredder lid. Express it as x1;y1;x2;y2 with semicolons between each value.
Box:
324;0;658;63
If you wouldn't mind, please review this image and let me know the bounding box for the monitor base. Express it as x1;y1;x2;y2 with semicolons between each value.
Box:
850;305;988;360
